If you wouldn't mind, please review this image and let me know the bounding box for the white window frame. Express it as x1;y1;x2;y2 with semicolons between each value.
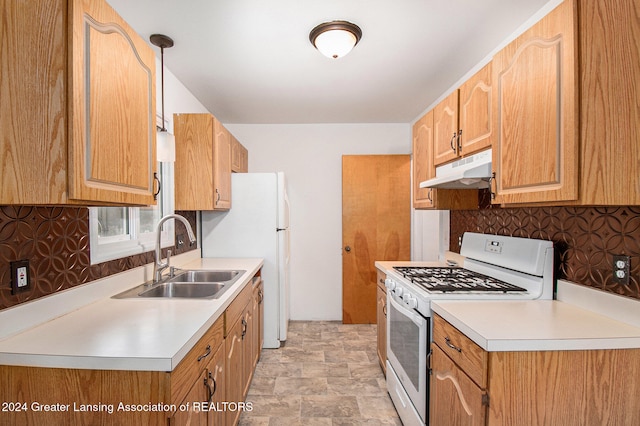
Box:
88;162;175;265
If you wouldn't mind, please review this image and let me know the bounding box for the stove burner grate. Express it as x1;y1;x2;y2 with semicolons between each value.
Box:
393;266;526;293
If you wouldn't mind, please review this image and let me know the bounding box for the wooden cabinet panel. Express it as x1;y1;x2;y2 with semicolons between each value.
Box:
174;113;232;211
430;344;487;426
171;315;224;406
231;136;249;173
433;91;460;166
1;0;156;205
412;111;480;210
252;278;264;371
487;348;640;426
433;314;487;388
376;280;387;375
225;315;244;426
413;111;436;209
171;368;209;426
206;343;226;426
459;63;493;156
433;313;640;426
213;119;232;209
575;0;640;205
491;0;578;204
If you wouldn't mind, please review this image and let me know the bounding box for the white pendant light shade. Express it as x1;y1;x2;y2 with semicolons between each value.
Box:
310;21;362;59
156;130;175;162
150;33;176;163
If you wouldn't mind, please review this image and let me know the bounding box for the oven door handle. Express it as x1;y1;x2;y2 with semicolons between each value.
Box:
389;292;425;327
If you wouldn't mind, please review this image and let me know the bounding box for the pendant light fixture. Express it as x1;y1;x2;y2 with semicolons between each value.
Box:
309;20;362;59
150;33;175;162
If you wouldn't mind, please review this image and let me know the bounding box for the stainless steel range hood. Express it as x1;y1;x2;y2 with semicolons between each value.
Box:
419;149;492;189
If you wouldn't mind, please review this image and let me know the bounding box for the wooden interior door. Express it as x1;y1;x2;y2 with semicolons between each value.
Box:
342;155;411;324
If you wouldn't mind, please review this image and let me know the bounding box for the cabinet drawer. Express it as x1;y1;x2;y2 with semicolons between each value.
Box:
224;279;253;336
432;314;487;388
171;315;224;405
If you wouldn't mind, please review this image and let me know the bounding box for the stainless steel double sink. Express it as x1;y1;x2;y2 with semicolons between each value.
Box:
113;270;245;300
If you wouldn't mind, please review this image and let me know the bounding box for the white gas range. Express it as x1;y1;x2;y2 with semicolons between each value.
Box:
383;232;554;426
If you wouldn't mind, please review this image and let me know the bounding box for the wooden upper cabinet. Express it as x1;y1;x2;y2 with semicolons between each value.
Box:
433;63;492;168
231;135;249;173
459;63;492;156
413;111;436;209
433;91;460;166
491;0;578;204
213;120;232;209
576;0;639;205
174;113;232;211
0;0;156;205
413;111;479;210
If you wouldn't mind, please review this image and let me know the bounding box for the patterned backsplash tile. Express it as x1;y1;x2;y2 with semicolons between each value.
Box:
0;207;197;310
451;192;640;300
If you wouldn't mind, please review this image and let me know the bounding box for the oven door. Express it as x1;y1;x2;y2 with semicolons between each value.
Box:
386;290;430;424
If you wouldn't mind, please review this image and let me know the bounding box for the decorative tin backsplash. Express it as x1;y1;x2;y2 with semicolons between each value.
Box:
450;194;640;300
0;207;197;310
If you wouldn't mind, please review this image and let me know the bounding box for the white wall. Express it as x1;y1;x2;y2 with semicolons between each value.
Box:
226;124;410;320
157;59;209;129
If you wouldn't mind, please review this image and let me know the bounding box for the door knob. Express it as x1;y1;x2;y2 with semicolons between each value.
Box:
345;246;351;252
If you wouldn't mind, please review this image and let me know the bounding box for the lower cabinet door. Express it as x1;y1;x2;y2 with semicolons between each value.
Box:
207;344;226;426
430;344;487;426
172;370;209;426
226;317;244;426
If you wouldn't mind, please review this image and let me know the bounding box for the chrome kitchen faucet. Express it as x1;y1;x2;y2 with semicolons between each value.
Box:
152;214;196;283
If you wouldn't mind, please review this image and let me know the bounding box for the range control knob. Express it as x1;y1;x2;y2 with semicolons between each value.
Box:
394;287;404;297
403;293;418;309
384;278;396;291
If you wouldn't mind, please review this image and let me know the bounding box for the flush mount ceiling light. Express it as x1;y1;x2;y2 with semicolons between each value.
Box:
309;20;362;59
150;33;175;163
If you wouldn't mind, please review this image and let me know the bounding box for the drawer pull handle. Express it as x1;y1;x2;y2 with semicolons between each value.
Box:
197;344;212;362
241;318;248;339
445;337;462;353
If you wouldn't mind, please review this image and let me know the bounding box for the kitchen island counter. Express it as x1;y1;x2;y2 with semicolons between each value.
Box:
0;256;263;371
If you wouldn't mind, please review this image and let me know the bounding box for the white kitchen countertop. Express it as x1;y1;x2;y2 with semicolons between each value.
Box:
0;257;263;371
432;298;640;352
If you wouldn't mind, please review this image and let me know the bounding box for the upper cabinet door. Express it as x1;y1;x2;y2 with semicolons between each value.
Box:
458;63;492;157
433;91;460;167
68;0;157;205
491;0;578;204
174;113;232;211
413;111;436;209
213;119;232;210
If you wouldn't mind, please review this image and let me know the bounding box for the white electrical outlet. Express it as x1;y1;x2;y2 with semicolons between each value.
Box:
612;255;631;285
17;266;28;288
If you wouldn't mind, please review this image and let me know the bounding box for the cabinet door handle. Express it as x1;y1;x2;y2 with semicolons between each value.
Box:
153;172;161;201
449;133;457;153
382;303;387;317
215;188;221;205
197;344;212;362
204;371;217;403
427;188;433;203
258;289;264;303
241;318;248;339
444;337;462;353
456;129;463;152
489;171;496;200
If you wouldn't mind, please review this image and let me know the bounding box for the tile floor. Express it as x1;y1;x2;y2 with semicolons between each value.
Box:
239;321;401;425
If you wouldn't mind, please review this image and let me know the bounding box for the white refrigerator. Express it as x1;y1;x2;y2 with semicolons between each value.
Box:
201;172;290;348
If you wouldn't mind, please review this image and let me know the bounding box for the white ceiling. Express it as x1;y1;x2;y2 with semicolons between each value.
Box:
107;0;552;124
